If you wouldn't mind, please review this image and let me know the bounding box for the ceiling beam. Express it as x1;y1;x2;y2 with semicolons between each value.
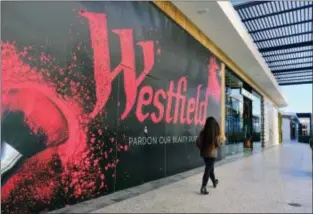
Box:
276;74;313;79
262;50;312;57
277;74;312;79
272;66;313;73
233;1;269;10
259;41;313;52
240;5;313;22
279;81;313;86
248;20;313;34
277;77;312;82
267;56;313;63
277;75;312;82
297;113;312;118
274;70;313;76
254;32;312;43
269;62;313;68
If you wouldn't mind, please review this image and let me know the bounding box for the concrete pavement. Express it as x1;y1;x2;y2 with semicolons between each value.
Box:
92;142;312;213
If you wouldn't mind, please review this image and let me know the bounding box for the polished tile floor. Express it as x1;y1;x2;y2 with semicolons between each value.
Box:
92;142;312;213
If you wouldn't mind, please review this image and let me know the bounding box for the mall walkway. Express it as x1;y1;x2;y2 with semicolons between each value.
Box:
53;142;312;213
94;142;312;213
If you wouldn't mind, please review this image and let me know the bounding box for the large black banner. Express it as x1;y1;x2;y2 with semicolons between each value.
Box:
1;1;222;213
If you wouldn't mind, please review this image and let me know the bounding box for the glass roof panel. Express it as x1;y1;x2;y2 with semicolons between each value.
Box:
233;1;313;85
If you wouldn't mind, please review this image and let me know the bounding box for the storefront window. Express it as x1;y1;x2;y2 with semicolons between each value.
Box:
225;68;264;153
225;69;244;146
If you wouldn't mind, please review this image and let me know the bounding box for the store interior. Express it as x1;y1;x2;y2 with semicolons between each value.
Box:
224;68;262;156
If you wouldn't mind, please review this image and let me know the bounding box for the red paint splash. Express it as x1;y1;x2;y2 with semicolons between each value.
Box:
1;9;221;214
1;10;137;208
1;42;88;201
2;88;69;147
1;42;86;161
1;39;128;207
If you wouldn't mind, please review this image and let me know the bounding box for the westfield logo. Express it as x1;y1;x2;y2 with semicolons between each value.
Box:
81;10;221;126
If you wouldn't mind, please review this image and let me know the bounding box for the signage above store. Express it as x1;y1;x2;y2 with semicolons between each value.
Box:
241;88;254;100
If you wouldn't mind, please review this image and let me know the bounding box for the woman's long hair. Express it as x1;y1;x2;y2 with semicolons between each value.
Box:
200;117;220;151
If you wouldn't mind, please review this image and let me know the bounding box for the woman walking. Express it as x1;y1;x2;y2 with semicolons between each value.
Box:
196;117;225;195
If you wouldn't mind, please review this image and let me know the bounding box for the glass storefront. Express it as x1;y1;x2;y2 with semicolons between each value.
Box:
225;68;244;155
225;67;264;155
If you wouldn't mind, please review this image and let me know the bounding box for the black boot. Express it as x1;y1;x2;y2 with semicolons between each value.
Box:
213;179;219;188
200;186;209;195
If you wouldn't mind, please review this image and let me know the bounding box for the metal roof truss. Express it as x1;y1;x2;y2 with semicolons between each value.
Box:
234;1;313;86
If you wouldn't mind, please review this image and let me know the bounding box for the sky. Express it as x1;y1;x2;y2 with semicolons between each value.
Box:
280;84;312;114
